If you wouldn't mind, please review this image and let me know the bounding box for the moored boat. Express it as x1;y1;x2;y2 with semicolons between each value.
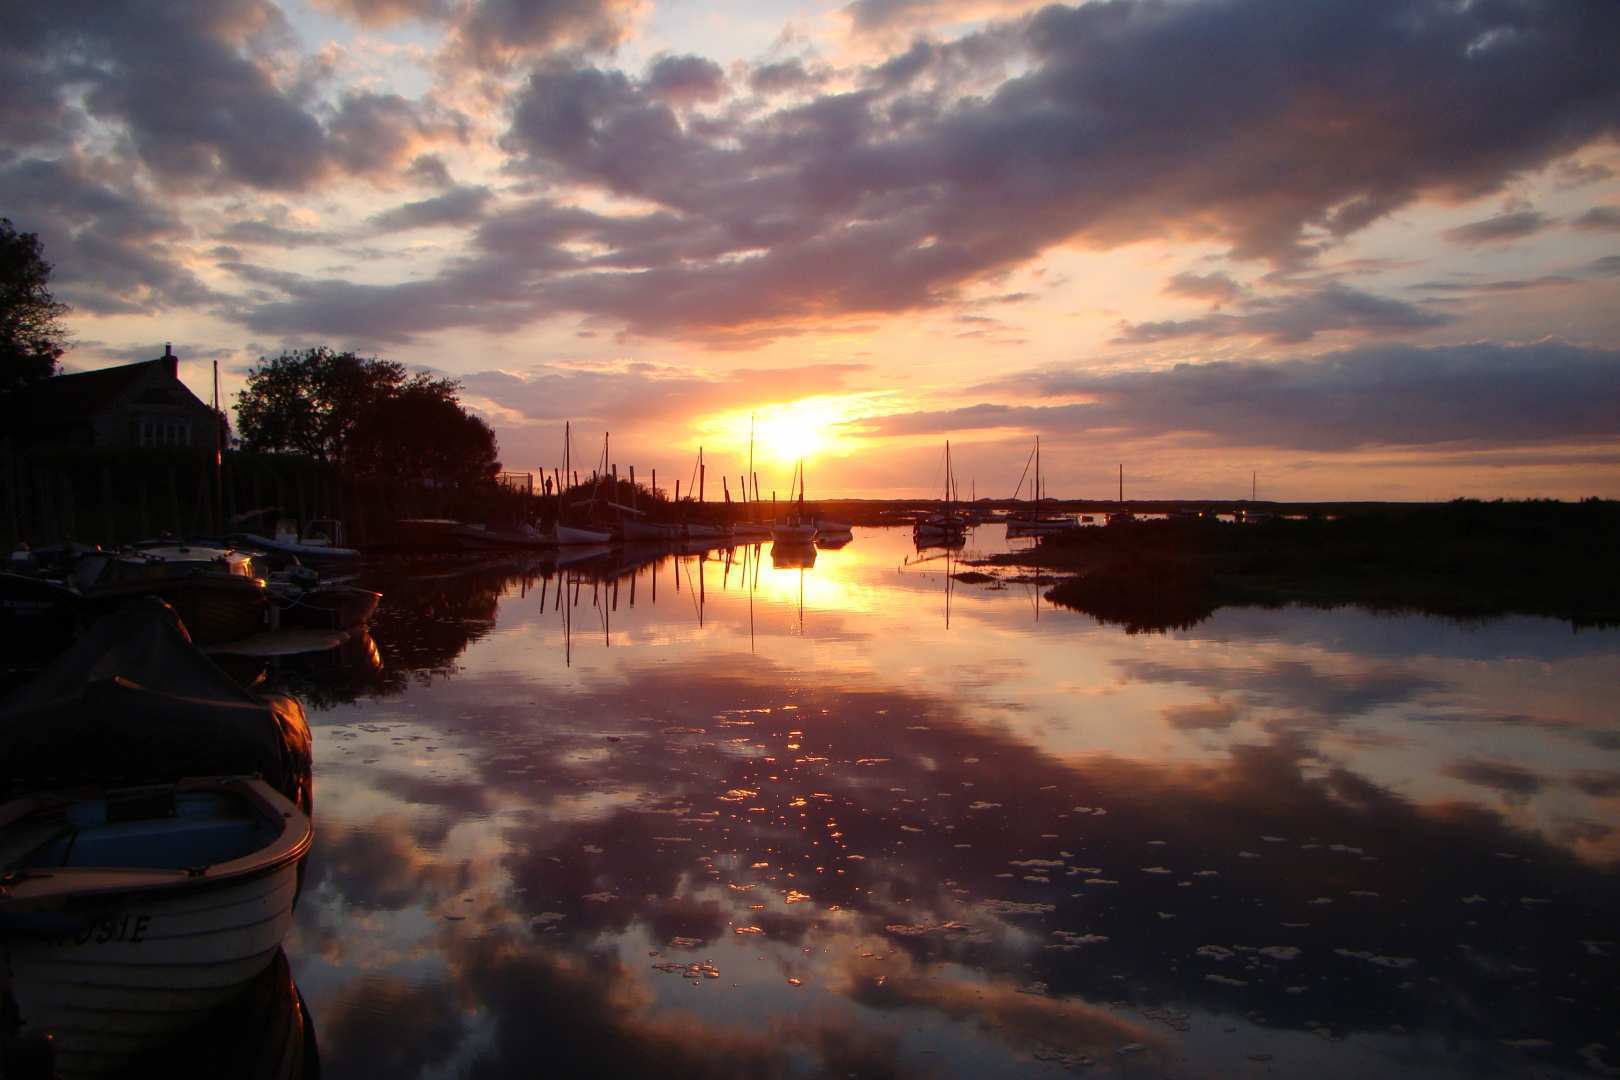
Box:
269;578;381;631
555;523;613;545
0;602;314;1078
0;776;312;1080
73;545;267;646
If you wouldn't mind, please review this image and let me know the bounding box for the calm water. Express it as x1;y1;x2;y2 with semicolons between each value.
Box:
274;526;1620;1078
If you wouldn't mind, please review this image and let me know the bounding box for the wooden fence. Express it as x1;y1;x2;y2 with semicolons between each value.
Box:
0;444;542;550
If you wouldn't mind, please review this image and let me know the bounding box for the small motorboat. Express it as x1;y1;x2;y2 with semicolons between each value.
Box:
234;517;361;564
268;566;381;631
73;544;267;646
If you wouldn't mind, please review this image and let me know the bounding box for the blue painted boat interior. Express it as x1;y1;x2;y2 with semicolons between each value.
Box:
23;791;275;870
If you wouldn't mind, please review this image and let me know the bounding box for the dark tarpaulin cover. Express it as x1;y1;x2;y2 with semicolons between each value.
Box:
0;600;312;806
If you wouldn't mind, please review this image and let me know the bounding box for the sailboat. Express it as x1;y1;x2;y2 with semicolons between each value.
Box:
914;442;968;545
1106;463;1135;526
732;417;773;539
1007;436;1080;534
553;423;613;544
771;460;818;543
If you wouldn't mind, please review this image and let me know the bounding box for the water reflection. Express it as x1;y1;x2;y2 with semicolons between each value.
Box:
287;527;1620;1078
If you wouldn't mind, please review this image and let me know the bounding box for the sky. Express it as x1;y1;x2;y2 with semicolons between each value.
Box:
4;0;1620;501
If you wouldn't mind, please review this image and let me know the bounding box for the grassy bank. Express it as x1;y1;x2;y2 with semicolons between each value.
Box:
980;499;1620;632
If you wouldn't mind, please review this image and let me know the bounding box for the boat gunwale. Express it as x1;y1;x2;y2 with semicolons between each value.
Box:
0;777;311;911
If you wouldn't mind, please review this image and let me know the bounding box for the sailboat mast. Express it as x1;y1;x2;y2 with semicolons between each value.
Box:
1035;436;1041;506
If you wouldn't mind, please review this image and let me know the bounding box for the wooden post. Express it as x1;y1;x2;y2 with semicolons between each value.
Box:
167;466;181;536
60;474;76;542
101;467;115;545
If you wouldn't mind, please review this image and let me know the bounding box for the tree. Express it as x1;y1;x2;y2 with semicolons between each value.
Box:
236;347;407;462
351;376;500;487
0;218;69;396
236;347;499;484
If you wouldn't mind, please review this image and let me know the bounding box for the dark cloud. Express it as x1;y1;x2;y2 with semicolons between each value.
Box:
1572;205;1620;232
644;54;727;105
455;0;639;68
748;59;824;96
1569;770;1620;798
1441;209;1556;245
879;341;1620;452
1163;271;1246;307
405;152;455;188
1;3;468;198
218;218;340;247
1115;286;1451;344
17;0;1615;348
0;156;217;315
368;185;494;232
1443;757;1546;800
1411;275;1578;294
484;0;1620;342
325;92;470;178
309;0;450;25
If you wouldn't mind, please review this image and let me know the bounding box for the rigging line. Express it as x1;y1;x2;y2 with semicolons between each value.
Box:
1010;442;1036;501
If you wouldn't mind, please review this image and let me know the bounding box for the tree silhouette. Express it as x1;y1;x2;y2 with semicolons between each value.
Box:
236;346;498;483
0;218;69;396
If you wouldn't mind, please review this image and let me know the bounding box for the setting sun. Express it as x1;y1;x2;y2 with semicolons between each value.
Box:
708;398;858;468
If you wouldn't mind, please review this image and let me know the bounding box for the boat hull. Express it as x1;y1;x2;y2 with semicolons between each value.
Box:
555;525;613;545
770;524;817;543
82;575;266;646
4;867;300;1079
271;584;381;631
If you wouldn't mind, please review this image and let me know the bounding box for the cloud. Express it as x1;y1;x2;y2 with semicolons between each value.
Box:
368;185;494;232
1441;209;1557;245
15;0;1620;348
1410;275;1578;294
453;0;641;69
879;341;1620;452
1591;255;1620;276
1443;757;1546;800
0;155;218;315
325;92;470;179
458;361;874;425
1163;271;1246;307
748;60;824;96
843;0;1046;37
1115;286;1451;344
218;217;341;247
1572;205;1620;232
643;54;727;105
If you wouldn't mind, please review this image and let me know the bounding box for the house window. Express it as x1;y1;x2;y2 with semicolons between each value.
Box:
138;418;191;447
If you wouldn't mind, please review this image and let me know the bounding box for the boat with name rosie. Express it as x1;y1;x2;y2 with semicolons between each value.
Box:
0;602;314;1079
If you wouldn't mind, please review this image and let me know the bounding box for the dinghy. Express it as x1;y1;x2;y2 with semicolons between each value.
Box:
0;601;314;1078
0;776;312;1079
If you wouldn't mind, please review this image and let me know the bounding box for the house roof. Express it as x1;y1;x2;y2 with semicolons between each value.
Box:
3;356;207;446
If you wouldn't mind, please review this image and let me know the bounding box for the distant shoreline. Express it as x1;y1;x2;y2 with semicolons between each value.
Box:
970;500;1620;633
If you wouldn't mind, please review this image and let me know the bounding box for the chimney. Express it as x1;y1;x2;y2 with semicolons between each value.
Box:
163;342;177;379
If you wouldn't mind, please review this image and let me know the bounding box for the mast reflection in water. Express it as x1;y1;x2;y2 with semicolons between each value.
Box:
286;527;1619;1078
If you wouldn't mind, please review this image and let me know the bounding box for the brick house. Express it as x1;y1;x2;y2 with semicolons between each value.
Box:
4;345;219;451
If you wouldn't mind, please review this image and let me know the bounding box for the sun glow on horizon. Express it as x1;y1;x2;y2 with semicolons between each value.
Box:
706;397;862;468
